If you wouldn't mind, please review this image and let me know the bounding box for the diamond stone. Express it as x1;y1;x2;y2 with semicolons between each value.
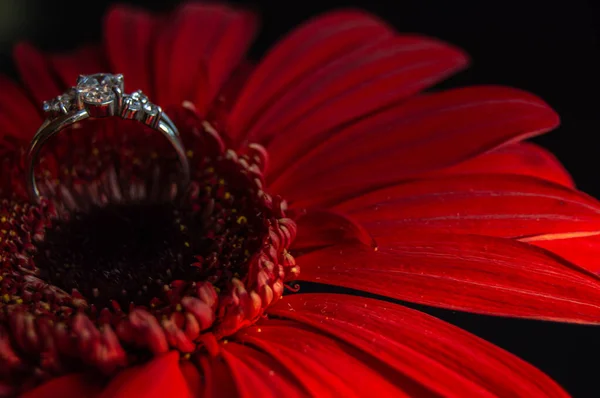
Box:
57;93;73;110
143;102;158;116
76;74;120;104
42;100;56;113
128;98;142;111
127;91;149;113
43;91;75;114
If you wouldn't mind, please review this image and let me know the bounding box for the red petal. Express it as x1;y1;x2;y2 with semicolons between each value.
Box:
104;5;160;96
49;45;109;88
244;34;467;155
235;320;412;396
13;42;63;106
180;361;203;397
153;4;257;112
0;75;41;140
100;352;192;398
221;342;306;396
269;294;568;397
293;208;377;251
333;174;600;240
197;352;238;398
227;10;397;142
273;86;559;208
425;141;574;187
522;234;600;273
22;374;103;398
297;232;600;324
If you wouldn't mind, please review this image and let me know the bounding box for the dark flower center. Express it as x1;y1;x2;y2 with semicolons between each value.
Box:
35;203;216;309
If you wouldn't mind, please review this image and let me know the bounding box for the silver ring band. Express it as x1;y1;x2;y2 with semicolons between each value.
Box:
25;73;190;203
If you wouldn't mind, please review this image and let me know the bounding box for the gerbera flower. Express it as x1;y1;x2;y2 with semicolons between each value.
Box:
2;2;600;397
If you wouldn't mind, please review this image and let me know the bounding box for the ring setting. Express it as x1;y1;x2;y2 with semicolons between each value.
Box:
27;73;190;203
42;73;162;127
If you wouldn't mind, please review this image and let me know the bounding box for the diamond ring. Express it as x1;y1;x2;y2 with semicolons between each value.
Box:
25;73;190;203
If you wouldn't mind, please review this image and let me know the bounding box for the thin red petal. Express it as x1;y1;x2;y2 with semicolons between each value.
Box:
523;234;600;273
273;86;559;208
332;174;600;240
13;42;63;106
297;233;600;324
293;208;377;251
235;320;412;397
49;45;109;88
100;352;191;398
180;361;203;397
425;141;574;187
0;74;41;140
244;34;467;157
197;353;238;398
22;374;103;398
104;5;159;96
227;9;397;142
221;342;306;396
153;4;257;112
268;294;568;397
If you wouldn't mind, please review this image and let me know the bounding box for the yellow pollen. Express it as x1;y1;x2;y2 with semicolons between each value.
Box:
232;209;237;213
184;241;190;247
2;294;10;303
183;353;191;360
236;216;247;225
205;186;212;193
133;158;141;165
175;304;183;312
0;276;3;282
186;150;194;158
257;328;262;333
179;224;186;232
223;339;228;344
0;216;6;223
92;148;99;156
224;192;231;200
163;285;170;291
218;179;225;185
9;231;15;237
15;298;23;305
206;167;215;173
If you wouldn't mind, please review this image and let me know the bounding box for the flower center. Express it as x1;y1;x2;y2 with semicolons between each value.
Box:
0;107;298;387
35;201;250;310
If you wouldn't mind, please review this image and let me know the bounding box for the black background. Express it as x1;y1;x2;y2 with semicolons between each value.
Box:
1;0;599;396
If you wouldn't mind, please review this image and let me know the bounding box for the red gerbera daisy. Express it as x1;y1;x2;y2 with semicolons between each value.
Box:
2;3;600;397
